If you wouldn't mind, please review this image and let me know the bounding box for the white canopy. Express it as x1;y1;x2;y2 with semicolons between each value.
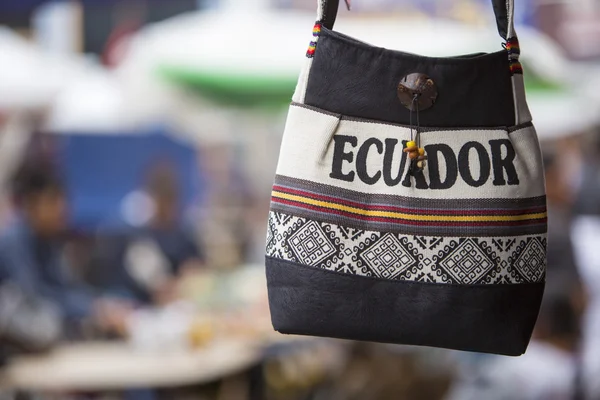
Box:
115;9;599;140
0;27;81;111
1;8;596;139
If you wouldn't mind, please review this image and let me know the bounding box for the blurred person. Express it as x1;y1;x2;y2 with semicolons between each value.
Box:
92;162;205;305
197;143;253;268
543;146;587;316
0;281;62;363
445;146;586;400
0;162;131;335
570;130;600;400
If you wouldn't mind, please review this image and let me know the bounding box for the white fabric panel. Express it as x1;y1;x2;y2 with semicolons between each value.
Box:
291;58;313;103
275;104;545;199
512;74;532;124
316;0;324;20
509;123;545;194
275;105;341;174
571;216;600;399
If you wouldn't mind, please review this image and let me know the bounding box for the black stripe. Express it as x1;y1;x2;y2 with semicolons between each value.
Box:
290;102;341;118
290;102;533;132
305;27;515;128
270;202;548;237
266;256;544;356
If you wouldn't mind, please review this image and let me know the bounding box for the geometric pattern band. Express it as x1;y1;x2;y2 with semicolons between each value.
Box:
266;211;546;285
272;175;547;238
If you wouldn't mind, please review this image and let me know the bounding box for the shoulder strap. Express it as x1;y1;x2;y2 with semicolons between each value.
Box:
318;0;516;40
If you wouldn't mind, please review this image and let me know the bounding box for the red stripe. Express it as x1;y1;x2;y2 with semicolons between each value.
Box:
272;185;546;216
272;197;547;227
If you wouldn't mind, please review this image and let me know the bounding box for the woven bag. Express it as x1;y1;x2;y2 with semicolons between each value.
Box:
265;0;546;356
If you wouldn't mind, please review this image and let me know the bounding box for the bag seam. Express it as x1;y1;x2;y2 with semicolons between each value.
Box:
290;102;533;133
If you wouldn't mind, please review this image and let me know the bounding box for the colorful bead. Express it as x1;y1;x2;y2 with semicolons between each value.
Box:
404;142;426;166
307;41;317;57
506;37;523;75
307;23;322;58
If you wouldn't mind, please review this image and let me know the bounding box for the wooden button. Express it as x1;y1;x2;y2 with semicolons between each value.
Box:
397;73;438;111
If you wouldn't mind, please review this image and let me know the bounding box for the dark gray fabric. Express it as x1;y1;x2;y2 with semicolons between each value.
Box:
266;256;544;356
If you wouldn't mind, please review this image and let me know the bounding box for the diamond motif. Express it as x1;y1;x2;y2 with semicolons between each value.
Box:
360;233;415;279
513;238;546;282
268;211;546;285
288;221;336;264
439;239;494;284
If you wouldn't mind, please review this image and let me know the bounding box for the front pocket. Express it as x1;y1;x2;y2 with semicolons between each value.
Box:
276;103;545;200
270;103;547;286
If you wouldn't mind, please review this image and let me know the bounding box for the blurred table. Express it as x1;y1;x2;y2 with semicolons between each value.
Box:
0;339;263;391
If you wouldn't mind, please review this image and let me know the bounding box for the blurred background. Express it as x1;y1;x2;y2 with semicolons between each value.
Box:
0;0;599;399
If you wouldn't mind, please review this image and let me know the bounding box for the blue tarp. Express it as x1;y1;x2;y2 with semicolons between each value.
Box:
58;130;203;232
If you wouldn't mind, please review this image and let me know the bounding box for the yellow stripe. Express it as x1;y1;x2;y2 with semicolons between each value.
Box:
272;191;547;223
